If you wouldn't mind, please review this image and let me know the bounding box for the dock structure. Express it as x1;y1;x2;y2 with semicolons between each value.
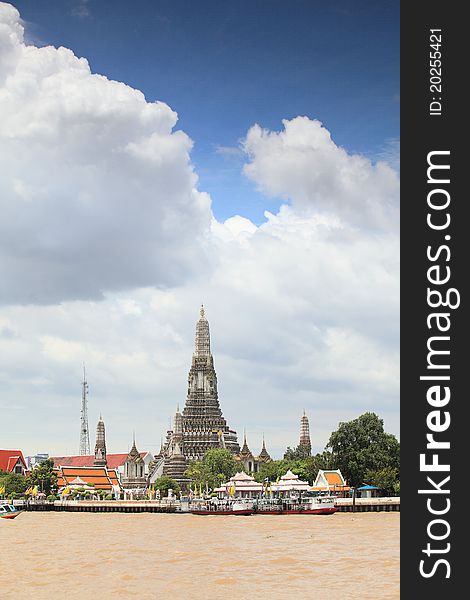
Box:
16;500;178;513
334;497;400;512
14;497;400;513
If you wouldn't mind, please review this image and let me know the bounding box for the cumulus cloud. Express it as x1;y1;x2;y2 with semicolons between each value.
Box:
243;116;399;230
0;3;399;456
0;4;212;305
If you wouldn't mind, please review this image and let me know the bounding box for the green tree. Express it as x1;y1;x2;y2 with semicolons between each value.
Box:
254;459;288;483
302;451;335;483
283;444;311;460
25;459;58;495
152;475;181;497
185;460;205;485
254;459;310;483
0;472;28;496
327;412;400;487
185;448;237;490
203;448;237;483
364;466;400;496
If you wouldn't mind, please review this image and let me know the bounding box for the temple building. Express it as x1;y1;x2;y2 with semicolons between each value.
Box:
214;472;263;499
162;407;190;487
299;410;312;455
152;307;240;485
52;416;154;482
236;433;272;474
0;449;28;476
121;436;147;489
55;465;121;495
312;469;350;497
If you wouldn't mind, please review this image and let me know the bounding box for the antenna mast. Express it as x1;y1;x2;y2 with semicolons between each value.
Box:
79;364;91;455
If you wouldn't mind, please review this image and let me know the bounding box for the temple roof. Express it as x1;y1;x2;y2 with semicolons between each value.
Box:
257;436;271;461
51;452;148;469
271;469;310;491
231;471;256;482
126;440;144;463
70;476;89;486
0;449;27;473
214;471;263;492
55;465;121;491
280;469;299;480
239;432;254;458
323;471;345;485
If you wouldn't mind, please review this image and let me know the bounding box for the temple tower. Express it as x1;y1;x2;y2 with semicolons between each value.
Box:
158;307;239;485
299;410;312;455
180;306;240;460
93;414;107;467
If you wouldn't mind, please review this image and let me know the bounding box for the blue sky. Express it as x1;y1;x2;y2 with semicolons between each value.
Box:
1;1;399;457
15;0;399;223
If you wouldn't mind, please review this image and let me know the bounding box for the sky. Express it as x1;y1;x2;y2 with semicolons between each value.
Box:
0;1;399;460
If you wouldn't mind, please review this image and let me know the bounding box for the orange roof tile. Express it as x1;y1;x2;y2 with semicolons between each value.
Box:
324;472;344;485
61;467;108;477
55;466;120;491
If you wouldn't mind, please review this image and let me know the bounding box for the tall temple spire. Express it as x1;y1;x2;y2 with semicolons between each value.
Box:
240;430;252;457
299;410;312;455
168;306;240;469
194;304;211;357
94;414;107;467
258;434;272;463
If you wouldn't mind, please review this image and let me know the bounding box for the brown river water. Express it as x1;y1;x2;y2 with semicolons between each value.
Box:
1;512;399;599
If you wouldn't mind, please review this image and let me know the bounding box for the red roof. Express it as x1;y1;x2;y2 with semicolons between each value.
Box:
51;452;148;469
0;449;27;473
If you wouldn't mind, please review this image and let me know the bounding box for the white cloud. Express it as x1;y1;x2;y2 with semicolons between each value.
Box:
0;4;212;305
0;4;399;458
243;116;399;230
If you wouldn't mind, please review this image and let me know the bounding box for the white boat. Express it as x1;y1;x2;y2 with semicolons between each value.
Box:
189;498;254;515
254;494;337;515
0;503;23;519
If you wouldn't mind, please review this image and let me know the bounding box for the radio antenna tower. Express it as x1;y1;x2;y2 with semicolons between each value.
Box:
79;364;91;455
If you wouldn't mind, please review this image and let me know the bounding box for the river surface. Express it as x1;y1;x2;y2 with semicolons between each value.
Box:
1;512;399;599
